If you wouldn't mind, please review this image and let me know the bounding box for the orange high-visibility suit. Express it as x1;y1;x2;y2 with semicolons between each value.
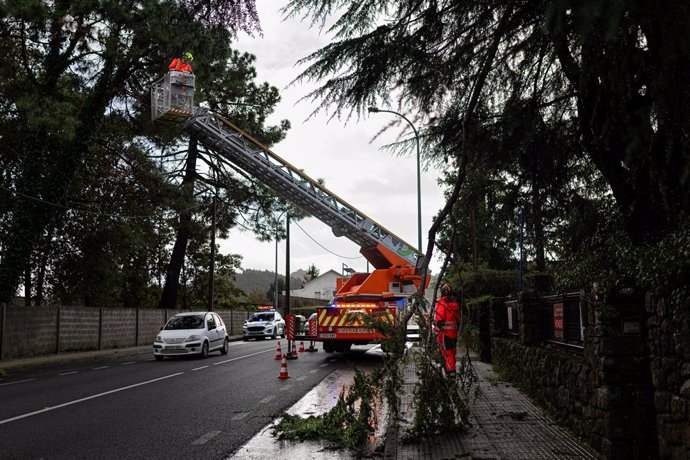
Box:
168;58;193;73
434;294;460;374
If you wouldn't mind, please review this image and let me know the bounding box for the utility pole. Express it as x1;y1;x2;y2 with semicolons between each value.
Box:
285;212;292;356
208;190;217;311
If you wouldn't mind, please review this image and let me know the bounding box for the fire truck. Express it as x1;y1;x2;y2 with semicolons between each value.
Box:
151;70;427;352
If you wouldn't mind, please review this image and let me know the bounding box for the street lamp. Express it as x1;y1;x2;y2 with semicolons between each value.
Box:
273;210;288;311
368;107;422;252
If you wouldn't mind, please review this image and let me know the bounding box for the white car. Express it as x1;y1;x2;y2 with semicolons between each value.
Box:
242;310;286;340
153;312;229;360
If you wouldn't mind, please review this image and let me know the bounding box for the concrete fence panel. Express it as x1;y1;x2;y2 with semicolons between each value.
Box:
139;309;166;346
101;308;136;349
2;306;58;359
59;307;99;352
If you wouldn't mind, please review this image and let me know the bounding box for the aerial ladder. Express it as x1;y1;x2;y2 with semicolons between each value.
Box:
152;70;427;352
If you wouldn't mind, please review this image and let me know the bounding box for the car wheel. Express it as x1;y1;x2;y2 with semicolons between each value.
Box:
221;338;229;355
200;341;209;359
281;326;286;338
154;355;164;361
271;329;277;340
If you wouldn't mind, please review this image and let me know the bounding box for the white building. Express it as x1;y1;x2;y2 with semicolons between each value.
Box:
289;269;341;300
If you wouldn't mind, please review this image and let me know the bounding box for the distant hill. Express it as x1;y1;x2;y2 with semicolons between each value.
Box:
234;268;307;300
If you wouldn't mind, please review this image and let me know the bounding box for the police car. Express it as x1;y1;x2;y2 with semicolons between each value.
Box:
242;307;286;340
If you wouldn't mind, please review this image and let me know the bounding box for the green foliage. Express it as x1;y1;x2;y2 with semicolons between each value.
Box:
274;368;382;449
0;1;289;306
285;0;690;245
449;265;520;299
404;317;474;440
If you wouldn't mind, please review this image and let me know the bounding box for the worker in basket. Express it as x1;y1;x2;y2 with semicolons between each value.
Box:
169;52;194;73
434;283;461;378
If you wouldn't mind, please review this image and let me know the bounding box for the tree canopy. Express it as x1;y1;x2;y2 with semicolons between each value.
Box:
0;0;291;307
283;0;690;296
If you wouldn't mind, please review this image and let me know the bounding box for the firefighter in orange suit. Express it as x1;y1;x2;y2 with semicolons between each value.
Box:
434;283;461;378
168;52;194;73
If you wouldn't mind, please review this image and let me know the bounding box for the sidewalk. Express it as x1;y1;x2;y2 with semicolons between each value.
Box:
0;335;245;374
385;353;601;460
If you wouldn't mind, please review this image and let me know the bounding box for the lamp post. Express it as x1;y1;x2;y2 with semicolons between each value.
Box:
368;107;422;252
273;210;288;311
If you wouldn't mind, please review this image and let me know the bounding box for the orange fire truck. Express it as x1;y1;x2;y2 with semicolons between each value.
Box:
152;70;427;352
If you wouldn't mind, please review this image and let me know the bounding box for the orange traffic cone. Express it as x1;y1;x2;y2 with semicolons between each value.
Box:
299;341;305;353
275;341;282;360
277;354;290;379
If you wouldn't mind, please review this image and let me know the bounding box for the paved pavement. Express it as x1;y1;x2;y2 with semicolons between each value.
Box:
385;352;601;460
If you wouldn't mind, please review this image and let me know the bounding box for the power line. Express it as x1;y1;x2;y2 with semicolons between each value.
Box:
292;220;363;260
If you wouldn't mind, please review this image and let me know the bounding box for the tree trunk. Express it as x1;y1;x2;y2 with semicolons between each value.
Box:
158;136;198;309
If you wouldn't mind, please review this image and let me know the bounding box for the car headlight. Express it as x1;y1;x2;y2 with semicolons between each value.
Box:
155;335;164;343
186;335;201;342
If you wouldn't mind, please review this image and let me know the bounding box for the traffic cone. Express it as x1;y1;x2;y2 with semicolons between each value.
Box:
277;354;290;379
299;340;305;353
275;341;282;360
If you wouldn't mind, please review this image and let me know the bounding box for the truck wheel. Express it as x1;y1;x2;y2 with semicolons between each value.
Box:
323;342;335;353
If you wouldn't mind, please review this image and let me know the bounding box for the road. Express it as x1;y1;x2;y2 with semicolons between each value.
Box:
0;339;383;459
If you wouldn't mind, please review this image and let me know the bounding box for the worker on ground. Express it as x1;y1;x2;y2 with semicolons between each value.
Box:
434;283;461;378
168;52;194;73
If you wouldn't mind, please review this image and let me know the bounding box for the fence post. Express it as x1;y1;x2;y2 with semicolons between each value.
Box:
98;307;103;350
56;305;61;354
0;304;5;361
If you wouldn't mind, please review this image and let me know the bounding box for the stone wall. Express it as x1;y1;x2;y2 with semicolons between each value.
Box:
646;295;690;458
490;290;659;459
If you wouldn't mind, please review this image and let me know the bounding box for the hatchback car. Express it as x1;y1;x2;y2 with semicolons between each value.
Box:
242;310;286;340
153;312;229;360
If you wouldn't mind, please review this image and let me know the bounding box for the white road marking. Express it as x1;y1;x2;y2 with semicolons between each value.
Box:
296;376;306;381
309;369;318;374
59;371;78;376
93;366;109;370
319;363;329;367
232;412;249;420
259;396;275;404
192;366;208;371
0;378;36;387
192;430;221;446
121;362;135;365
0;372;184;426
212;349;274;365
279;385;293;392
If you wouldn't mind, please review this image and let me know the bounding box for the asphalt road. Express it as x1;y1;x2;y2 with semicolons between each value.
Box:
0;339;384;459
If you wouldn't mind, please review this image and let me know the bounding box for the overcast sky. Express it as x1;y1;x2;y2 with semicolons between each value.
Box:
222;1;446;276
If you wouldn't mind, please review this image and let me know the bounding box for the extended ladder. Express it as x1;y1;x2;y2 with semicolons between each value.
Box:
185;109;422;269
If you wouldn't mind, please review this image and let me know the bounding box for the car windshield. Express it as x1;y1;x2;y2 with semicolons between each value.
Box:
250;313;274;322
164;315;204;330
